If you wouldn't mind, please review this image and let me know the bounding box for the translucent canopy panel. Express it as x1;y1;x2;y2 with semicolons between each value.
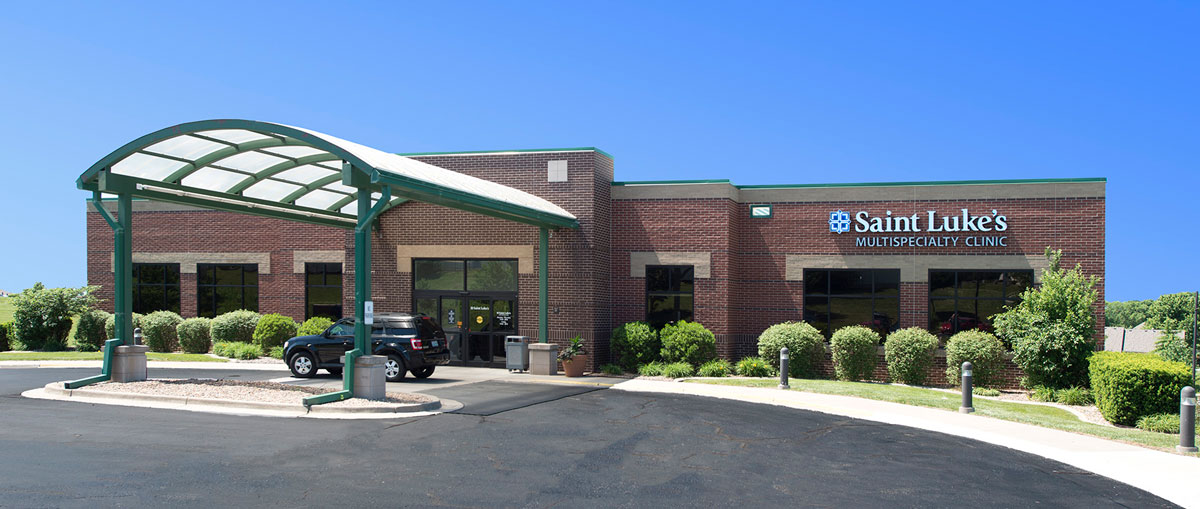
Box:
78;120;578;229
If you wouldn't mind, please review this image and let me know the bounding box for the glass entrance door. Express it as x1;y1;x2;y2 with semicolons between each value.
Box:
439;297;463;362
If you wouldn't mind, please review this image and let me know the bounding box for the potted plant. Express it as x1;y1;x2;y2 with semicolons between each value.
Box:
558;336;588;377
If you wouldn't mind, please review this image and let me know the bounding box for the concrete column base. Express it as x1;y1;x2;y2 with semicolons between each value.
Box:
111;345;149;382
354;355;387;400
529;343;559;376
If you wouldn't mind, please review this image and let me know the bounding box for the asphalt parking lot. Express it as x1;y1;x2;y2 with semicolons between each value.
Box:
0;366;1176;507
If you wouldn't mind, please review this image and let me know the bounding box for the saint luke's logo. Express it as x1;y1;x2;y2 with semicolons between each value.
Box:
829;210;851;234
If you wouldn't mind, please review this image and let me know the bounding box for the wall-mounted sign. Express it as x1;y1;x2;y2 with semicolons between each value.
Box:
749;204;773;218
830;209;1009;247
364;301;374;324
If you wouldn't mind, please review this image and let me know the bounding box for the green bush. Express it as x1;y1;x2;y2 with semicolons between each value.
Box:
659;320;717;366
884;327;938;386
1136;413;1195;434
638;361;666;376
611;321;661;371
0;321;13;351
1056;386;1094;406
212;341;262;360
267;345;285;359
757;321;826;378
73;309;111;352
994;248;1099;389
973;387;1001;397
599;363;624;376
697;359;733;377
298;317;335;336
11;283;98;351
1153;330;1190;364
661;362;695;378
945;330;1006;387
177;318;213;354
1089;351;1190;426
1030;386;1057;402
253;313;298;351
210;310;260;343
736;356;775;377
104;312;145;341
830;326;880;382
141;311;183;352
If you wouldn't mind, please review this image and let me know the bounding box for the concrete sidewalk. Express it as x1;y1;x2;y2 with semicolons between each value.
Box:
613;378;1200;509
0;360;290;370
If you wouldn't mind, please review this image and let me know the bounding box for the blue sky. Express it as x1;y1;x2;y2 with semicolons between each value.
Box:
0;1;1194;301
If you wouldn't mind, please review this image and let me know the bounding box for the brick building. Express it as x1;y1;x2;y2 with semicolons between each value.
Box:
87;146;1105;381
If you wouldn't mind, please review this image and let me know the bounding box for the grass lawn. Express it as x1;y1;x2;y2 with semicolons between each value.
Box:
688;378;1186;452
0;351;227;362
0;297;13;323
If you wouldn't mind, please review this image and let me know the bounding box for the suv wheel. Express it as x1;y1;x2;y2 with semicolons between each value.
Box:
289;351;316;378
411;366;435;379
385;354;407;382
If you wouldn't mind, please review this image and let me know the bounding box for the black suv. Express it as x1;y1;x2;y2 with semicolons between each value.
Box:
283;313;451;382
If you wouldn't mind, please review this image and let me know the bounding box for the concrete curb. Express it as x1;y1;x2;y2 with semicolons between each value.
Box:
612;378;1200;509
37;382;442;418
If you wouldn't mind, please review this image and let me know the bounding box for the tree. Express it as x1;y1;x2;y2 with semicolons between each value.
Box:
993;248;1098;388
1104;299;1152;328
11;283;99;351
1147;292;1197;363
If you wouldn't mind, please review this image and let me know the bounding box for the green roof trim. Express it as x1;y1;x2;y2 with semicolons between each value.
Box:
398;146;614;160
613;177;1105;188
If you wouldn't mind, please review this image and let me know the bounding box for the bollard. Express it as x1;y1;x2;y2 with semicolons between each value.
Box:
959;361;974;414
779;347;790;389
1179;386;1197;453
133;327;143;346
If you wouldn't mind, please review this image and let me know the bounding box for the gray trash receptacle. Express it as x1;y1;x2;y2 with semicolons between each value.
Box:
505;336;530;372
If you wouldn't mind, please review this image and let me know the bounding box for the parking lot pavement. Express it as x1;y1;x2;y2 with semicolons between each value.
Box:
272;365;626;393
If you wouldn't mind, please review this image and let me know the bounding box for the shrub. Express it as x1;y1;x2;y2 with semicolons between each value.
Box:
1089;351;1190;426
210;310;260;343
830;326;880;382
141;311;183;352
212;341;262;360
611;321;661;371
994;248;1098;389
177;318;213;354
253;313;298;351
659;320;717;366
11;283;98;351
0;321;13;351
637;361;666;376
1056;386;1094;406
736;356;774;377
884;327;938;386
599;363;624;376
945;330;1006;387
267;345;285;359
104;312;145;341
973;387;1001;397
1136;413;1196;434
297;317;335;336
661;362;695;378
757;321;826;378
697;359;733;377
1030;386;1057;402
1153;330;1190;364
73;309;111;352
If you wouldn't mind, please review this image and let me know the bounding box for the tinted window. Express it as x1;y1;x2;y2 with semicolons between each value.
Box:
414;260;465;291
928;270;1034;337
467;260;518;292
197;263;258;318
133;263;181;314
646;266;695;329
305;263;343;320
803;269;900;338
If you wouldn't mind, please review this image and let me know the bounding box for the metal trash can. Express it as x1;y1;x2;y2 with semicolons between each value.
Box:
505;336;530;372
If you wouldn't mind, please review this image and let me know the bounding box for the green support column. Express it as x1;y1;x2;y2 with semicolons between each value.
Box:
539;227;548;343
115;193;133;345
348;186;372;394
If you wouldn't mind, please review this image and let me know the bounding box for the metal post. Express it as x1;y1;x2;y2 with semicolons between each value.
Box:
349;186;372;395
538;227;548;344
778;347;790;389
115;193;133;346
959;361;974;414
133;327;142;346
1179;386;1197;453
1120;328;1126;352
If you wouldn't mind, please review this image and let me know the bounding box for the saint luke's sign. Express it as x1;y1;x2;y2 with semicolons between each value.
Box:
830;209;1010;248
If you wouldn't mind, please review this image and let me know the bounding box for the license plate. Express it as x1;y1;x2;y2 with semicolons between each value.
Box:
431;341;439;347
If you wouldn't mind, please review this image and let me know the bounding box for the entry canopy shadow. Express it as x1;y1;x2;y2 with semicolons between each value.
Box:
76;119;580;230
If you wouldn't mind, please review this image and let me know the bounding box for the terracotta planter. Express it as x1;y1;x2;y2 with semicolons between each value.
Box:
561;355;587;377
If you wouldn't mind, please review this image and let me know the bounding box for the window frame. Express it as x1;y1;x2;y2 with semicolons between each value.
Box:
304;262;343;320
802;268;901;338
132;263;181;314
196;263;259;318
645;265;695;329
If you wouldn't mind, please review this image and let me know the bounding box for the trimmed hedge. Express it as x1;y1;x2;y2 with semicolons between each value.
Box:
1090;351;1190;426
177;318;213;354
736;356;774;377
298;317;334;337
253;313;298;351
611;321;661;371
945;330;1006;387
697;359;733;377
830;326;880;382
104;313;145;340
659;320;716;366
884;327;938;386
757;321;825;378
141;311;183;352
210;310;260;343
73;309;111;352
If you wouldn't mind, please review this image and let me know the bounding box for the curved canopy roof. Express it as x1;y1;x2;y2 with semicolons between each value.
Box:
77;119;579;229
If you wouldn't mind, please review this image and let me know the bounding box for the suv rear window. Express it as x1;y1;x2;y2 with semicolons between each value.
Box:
417;318;441;338
371;320;417;336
